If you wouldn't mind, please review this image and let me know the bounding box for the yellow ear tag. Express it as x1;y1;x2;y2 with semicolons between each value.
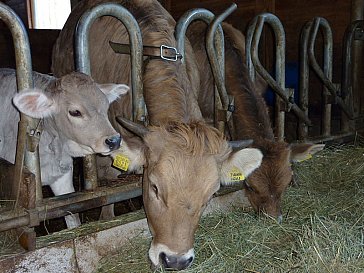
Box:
298;153;312;162
229;167;245;182
113;154;130;171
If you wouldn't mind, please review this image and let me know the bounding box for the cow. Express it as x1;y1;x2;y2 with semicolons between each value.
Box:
0;68;129;228
187;22;325;222
51;0;263;270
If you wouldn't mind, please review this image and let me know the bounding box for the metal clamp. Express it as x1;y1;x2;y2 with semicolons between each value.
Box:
160;45;182;62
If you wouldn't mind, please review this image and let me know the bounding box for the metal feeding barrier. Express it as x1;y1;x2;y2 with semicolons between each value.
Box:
175;4;237;137
247;13;355;142
0;2;237;252
246;13;311;141
299;17;354;141
0;2;144;250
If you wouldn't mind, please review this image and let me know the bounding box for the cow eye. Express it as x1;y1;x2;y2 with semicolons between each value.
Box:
151;184;159;198
69;110;82;117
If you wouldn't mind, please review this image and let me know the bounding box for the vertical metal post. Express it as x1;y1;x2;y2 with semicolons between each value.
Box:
75;3;144;190
298;21;311;140
0;3;41;204
308;17;333;137
341;20;363;132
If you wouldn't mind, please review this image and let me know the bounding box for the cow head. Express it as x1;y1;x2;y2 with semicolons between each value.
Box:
112;117;262;270
243;141;325;222
13;72;129;157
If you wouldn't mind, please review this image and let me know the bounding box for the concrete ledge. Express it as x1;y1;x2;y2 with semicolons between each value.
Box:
0;190;250;273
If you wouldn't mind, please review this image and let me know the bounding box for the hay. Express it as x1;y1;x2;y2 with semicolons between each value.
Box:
96;142;364;273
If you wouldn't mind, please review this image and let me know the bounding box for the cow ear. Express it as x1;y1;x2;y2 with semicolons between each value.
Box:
13;88;57;118
220;148;263;185
111;137;146;172
97;83;129;103
290;143;325;163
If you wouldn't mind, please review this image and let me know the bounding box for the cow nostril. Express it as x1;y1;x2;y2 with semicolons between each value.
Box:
105;135;121;151
159;252;168;268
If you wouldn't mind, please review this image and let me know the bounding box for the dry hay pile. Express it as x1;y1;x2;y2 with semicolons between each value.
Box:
96;142;364;273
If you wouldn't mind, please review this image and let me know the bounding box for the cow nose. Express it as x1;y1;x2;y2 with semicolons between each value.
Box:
159;252;193;270
105;135;121;151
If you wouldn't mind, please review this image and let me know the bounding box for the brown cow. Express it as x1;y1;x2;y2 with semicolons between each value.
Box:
187;22;324;222
52;0;263;270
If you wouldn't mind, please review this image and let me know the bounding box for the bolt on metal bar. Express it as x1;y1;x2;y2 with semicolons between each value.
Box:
341;20;363;132
75;2;144;190
0;3;42;206
249;13;311;141
308;17;354;136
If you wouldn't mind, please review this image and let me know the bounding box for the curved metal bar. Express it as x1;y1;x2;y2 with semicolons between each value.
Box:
75;2;144;123
341;20;363;131
206;4;237;114
342;20;364;98
246;16;258;81
0;3;41;205
308;17;354;123
175;7;227;133
74;3;144;190
250;13;311;140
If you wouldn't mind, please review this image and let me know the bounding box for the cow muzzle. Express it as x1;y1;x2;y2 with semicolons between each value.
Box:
105;134;121;151
159;251;194;270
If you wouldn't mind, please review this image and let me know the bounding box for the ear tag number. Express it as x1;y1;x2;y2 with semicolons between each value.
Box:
229;167;245;182
113;154;130;171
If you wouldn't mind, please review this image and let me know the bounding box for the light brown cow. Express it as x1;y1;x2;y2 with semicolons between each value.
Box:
0;68;128;228
51;0;263;270
188;22;324;222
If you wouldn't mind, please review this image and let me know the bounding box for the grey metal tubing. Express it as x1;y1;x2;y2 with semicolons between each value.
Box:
298;21;312;140
250;14;311;140
206;4;237;135
341;20;363;132
308;18;354;126
75;3;144;123
342;20;364;98
246;16;258;81
75;3;144;190
0;3;42;205
175;7;227;133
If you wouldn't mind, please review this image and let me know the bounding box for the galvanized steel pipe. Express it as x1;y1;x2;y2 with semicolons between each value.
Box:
0;3;41;205
250;13;311;140
308;17;354;137
175;7;228;133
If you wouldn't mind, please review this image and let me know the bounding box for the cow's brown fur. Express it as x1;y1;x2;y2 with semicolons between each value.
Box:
188;22;323;219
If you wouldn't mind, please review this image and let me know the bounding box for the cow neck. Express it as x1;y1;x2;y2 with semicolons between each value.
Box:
224;43;274;142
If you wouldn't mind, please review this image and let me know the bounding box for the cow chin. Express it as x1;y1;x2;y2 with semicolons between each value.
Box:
149;243;194;271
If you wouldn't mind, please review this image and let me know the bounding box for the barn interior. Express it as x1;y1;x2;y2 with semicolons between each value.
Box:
0;0;363;272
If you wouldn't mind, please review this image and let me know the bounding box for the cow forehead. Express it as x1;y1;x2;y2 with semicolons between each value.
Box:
55;81;108;109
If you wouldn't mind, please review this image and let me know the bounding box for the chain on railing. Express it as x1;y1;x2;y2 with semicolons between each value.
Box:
246;13;311;141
